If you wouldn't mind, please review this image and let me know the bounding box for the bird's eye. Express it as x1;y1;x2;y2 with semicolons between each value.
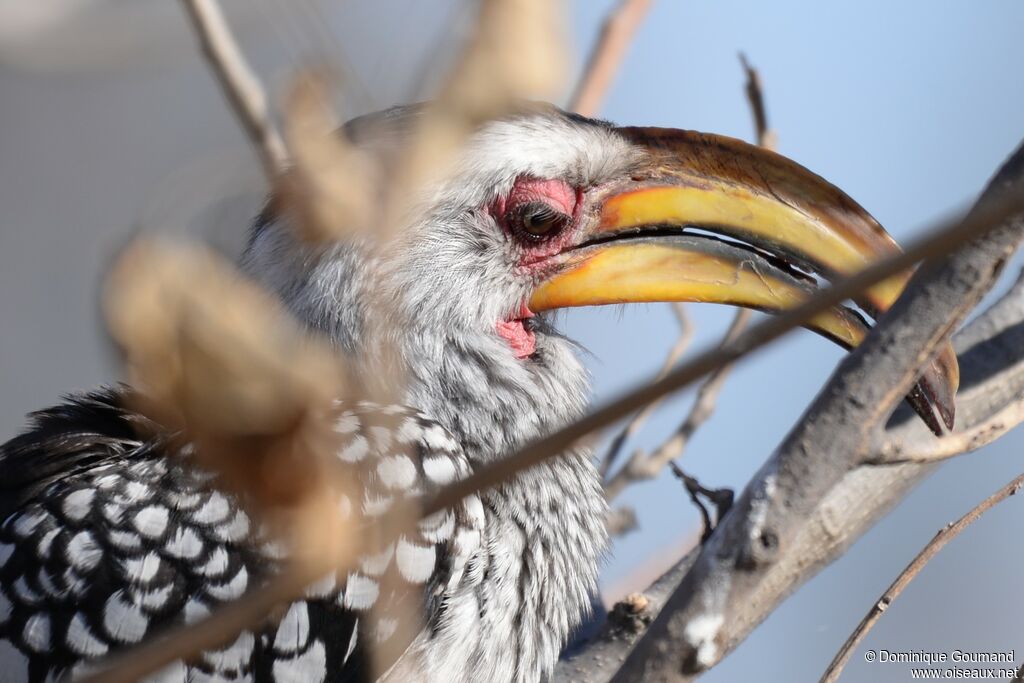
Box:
512;202;569;241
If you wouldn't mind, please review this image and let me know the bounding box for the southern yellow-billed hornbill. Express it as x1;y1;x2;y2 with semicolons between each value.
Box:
0;105;957;682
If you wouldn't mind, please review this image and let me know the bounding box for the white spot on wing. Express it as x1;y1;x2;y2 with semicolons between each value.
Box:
0;543;13;568
95;474;120;490
418;510;456;543
304;573;336;599
167;491;202;510
201;629;254;673
22;613;50;652
422;456;458;486
37;570;60;597
66;613;108;657
192;493;231;525
164;527;203;559
103;590;149;643
358;544;394;576
36;528;60;559
108;530;142;550
462;495;486;529
423;425;456;451
132;583;174;611
334;412;360;434
273;602;310;654
132;506;169;539
338;435;369;463
122;552;162;584
184;598;208;624
196;546;229;577
369;426;393;450
11;512;47;538
206;566;248;601
396;538;435;583
62;489;95;521
123;480;150;502
212;510;250;543
68;530;103;572
273;639;326;683
396;418;423;444
376;455;417;490
341;574;378;610
102;503;124;524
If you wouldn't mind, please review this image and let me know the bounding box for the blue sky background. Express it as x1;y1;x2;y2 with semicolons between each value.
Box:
1;1;1023;680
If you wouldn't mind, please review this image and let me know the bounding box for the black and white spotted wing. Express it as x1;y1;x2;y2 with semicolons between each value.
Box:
0;388;484;682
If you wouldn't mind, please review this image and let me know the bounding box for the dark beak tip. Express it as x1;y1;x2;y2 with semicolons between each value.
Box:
910;373;956;437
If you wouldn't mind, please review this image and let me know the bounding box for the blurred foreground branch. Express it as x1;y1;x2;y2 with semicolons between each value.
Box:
570;0;653;117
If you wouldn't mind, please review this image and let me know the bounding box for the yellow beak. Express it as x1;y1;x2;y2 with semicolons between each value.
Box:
529;127;958;434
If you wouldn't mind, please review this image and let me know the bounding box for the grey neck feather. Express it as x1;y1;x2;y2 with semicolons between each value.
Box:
242;215;609;679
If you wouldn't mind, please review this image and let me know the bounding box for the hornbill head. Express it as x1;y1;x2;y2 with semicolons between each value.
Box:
244;104;958;453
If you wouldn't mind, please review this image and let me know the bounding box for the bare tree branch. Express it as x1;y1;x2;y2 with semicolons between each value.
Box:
820;470;1024;683
181;0;288;183
608;138;1024;682
569;0;653;117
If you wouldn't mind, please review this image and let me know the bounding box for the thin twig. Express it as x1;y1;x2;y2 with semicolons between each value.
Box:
604;309;750;501
181;0;288;183
602;54;772;501
873;395;1024;464
739;52;777;151
820;471;1024;683
600;303;693;479
569;0;653;117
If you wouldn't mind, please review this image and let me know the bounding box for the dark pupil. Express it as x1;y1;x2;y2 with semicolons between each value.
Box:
520;204;562;237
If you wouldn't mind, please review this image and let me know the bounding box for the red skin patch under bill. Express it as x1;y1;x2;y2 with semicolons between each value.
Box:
496;303;536;359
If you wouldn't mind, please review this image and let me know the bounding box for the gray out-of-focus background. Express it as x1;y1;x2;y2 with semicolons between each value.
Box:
2;1;1024;680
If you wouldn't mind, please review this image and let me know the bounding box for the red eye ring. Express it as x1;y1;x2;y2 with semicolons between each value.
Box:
509;201;570;242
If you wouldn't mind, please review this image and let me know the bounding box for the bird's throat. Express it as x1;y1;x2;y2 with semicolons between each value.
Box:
497;304;536;359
